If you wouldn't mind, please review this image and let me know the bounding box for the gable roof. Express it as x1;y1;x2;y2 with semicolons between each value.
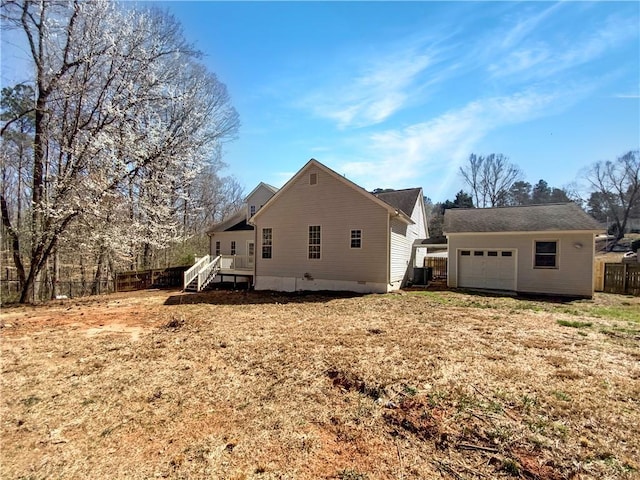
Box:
245;182;279;200
375;188;423;217
250;159;415;224
206;209;250;234
443;203;602;234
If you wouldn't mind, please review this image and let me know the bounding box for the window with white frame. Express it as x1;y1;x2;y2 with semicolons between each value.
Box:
215;241;220;256
262;228;272;259
309;225;321;259
350;229;362;248
534;241;557;268
250;205;256;216
231;241;236;255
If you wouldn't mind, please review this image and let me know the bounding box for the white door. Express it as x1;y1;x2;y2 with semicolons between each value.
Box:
458;249;516;291
247;241;255;269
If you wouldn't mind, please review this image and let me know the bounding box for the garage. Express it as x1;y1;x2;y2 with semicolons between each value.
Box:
458;249;516;291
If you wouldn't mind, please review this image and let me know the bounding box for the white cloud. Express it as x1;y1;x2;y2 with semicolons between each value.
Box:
301;49;436;129
489;11;638;81
336;87;585;196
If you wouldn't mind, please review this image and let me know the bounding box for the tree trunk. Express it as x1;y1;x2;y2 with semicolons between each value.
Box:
92;246;105;295
52;248;59;299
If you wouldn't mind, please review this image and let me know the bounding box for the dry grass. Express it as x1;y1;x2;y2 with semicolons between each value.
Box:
1;288;639;479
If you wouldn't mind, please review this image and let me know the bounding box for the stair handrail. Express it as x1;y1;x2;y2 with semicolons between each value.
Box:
197;255;221;291
183;255;210;290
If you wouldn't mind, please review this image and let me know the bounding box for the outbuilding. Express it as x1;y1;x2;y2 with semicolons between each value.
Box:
444;203;602;298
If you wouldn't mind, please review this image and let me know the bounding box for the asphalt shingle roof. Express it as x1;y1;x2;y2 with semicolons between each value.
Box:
375;188;422;217
443;203;602;234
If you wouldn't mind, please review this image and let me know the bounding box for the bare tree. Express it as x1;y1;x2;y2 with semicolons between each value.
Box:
1;0;239;302
460;153;522;207
586;150;640;240
1;84;35;285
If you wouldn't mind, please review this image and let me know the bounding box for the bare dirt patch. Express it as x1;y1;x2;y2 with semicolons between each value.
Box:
1;289;639;479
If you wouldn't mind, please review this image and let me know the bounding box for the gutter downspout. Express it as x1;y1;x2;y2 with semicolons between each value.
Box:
248;218;257;289
386;213;391;290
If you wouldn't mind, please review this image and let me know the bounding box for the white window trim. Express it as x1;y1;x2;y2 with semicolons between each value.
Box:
262;228;273;259
350;229;362;249
308;224;321;260
533;239;559;269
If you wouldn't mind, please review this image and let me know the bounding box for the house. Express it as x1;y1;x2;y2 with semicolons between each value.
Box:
443;203;603;298
195;183;278;289
185;159;429;293
250;159;428;293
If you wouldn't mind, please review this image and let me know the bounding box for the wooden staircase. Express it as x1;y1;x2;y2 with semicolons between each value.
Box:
183;255;221;292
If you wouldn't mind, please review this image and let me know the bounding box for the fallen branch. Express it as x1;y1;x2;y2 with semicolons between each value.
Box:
457;442;499;453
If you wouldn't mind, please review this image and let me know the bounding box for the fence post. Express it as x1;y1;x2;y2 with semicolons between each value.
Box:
623;263;628;295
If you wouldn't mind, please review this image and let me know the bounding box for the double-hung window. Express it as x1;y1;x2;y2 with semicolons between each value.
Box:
262;228;272;259
350;229;362;248
215;241;221;256
535;241;557;268
309;226;321;259
231;241;236;255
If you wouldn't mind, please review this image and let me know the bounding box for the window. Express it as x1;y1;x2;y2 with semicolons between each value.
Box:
231;241;236;255
309;225;321;259
350;229;362;248
474;251;484;256
535;241;557;268
502;251;512;257
262;228;272;259
250;205;256;216
488;251;498;257
215;241;220;256
310;173;317;185
461;250;471;256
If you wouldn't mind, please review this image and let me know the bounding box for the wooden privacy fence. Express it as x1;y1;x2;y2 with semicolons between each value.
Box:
115;266;189;292
602;263;640;296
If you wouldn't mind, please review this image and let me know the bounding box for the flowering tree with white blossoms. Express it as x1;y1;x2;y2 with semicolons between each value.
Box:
1;0;239;302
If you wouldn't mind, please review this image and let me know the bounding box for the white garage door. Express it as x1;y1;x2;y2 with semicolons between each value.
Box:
458;249;516;291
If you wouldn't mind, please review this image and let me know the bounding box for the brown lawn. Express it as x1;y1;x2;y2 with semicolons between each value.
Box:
1;288;639;479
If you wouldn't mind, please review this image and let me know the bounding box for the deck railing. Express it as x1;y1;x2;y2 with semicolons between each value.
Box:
197;255;221;291
219;255;253;271
184;255;210;289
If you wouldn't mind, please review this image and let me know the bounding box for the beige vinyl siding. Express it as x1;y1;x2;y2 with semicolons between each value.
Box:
254;165;389;284
448;232;595;297
247;185;276;220
209;231;254;256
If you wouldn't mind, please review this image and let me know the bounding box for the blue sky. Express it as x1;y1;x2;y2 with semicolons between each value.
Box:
2;1;639;202
161;1;639;202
